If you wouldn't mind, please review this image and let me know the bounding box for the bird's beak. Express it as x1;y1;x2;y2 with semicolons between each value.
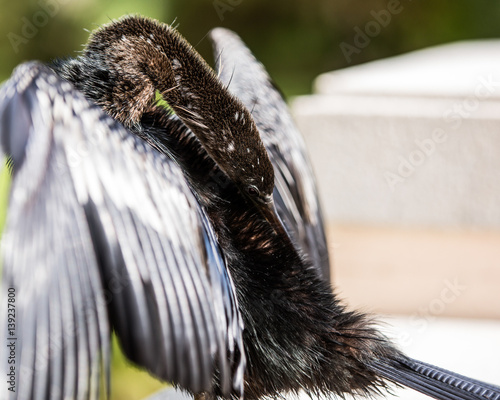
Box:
256;198;290;238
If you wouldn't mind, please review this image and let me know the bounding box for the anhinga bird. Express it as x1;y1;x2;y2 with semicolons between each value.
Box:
0;15;498;400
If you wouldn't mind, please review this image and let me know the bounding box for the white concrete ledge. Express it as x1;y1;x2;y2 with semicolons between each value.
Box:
292;40;500;229
315;40;500;99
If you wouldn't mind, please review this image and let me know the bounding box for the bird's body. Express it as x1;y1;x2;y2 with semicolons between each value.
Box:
0;15;498;400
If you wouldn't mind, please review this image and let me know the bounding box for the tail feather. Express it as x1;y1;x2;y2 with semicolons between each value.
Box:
372;356;500;400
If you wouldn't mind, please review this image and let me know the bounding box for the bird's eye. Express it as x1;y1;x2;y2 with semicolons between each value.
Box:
246;185;260;198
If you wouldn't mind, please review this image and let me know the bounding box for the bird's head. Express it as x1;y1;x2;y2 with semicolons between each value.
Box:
210;108;275;206
216;122;286;236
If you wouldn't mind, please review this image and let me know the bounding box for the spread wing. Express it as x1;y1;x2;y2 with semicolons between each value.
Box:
0;62;245;399
209;29;331;282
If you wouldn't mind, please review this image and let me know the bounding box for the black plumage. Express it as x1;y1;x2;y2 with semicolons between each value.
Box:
0;15;498;400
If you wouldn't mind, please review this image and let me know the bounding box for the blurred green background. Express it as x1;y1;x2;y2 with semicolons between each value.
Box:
2;0;500;97
1;0;500;399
